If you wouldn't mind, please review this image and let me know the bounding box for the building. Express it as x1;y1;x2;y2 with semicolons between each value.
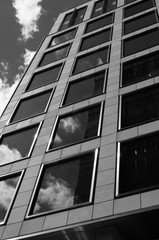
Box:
0;0;159;239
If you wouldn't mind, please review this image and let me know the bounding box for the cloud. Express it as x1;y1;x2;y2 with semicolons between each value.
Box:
0;145;22;165
12;0;44;41
34;174;74;213
60;117;81;134
22;49;36;67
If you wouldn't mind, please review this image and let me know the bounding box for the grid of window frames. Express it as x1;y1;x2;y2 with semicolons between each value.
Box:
91;0;117;18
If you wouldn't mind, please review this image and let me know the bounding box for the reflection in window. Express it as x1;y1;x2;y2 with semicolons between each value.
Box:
120;86;159;129
0;172;22;224
29;150;97;215
122;51;159;87
92;0;117;18
59;7;86;31
49;28;76;47
49;103;103;149
26;64;63;91
10;90;52;123
124;11;158;35
85;13;114;33
80;29;111;52
0;124;40;165
72;47;109;75
38;45;70;67
118;134;159;195
123;28;159;57
124;0;154;18
63;72;106;106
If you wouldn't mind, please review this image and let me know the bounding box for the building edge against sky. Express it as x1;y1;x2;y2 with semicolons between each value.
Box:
0;0;159;239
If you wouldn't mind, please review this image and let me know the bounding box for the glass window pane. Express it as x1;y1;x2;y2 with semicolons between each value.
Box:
49;104;102;149
59;12;73;31
38;45;70;67
119;134;159;195
29;151;96;215
124;0;154;18
121;86;159;128
124;11;158;35
26;65;62;91
125;0;138;4
122;51;159;87
123;28;159;57
73;47;109;75
92;0;117;18
92;0;103;18
0;173;21;224
80;29;111;52
49;29;76;47
0;124;39;163
10;90;52;123
63;72;106;106
69;7;86;27
85;13;114;33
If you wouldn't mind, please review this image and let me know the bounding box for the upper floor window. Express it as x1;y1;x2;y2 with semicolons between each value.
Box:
72;47;109;75
123;28;159;57
59;7;86;31
48;103;103;150
122;51;159;87
125;0;137;4
123;11;158;35
117;133;159;196
49;28;76;47
62;71;106;106
85;13;114;33
92;0;117;18
124;0;155;18
80;28;112;52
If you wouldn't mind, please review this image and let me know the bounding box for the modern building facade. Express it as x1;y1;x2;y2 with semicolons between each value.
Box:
0;0;159;239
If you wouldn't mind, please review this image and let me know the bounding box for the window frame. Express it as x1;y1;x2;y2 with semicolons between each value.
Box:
26;149;99;218
0;170;24;225
91;0;117;19
47;102;104;151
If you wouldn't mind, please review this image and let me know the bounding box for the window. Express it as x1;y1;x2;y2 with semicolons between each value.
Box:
26;64;63;91
10;90;52;124
123;28;159;57
117;134;159;196
85;13;114;34
122;51;159;87
124;0;155;18
38;44;70;67
72;47;109;75
49;28;76;47
120;86;159;129
63;71;106;106
0;171;23;224
59;7;86;31
48;103;103;150
0;124;40;164
80;28;112;52
92;0;117;18
124;11;158;35
125;0;137;4
27;150;98;216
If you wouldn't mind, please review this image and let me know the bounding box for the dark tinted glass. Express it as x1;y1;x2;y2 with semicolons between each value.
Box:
49;104;102;149
10;90;52;123
73;47;109;75
119;134;159;195
0;124;39;163
124;0;154;18
125;0;137;4
26;65;62;91
123;28;159;57
85;13;114;33
29;151;95;215
122;51;159;86
0;173;21;223
39;45;70;67
59;12;73;31
80;29;111;51
124;11;158;35
50;29;76;47
92;0;117;18
121;86;159;128
63;72;106;106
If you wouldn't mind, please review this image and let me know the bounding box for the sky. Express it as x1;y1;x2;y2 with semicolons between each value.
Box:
0;0;90;116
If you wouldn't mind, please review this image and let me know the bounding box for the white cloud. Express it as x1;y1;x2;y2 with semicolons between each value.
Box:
22;49;36;67
60;117;81;134
0;145;22;165
12;0;43;41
